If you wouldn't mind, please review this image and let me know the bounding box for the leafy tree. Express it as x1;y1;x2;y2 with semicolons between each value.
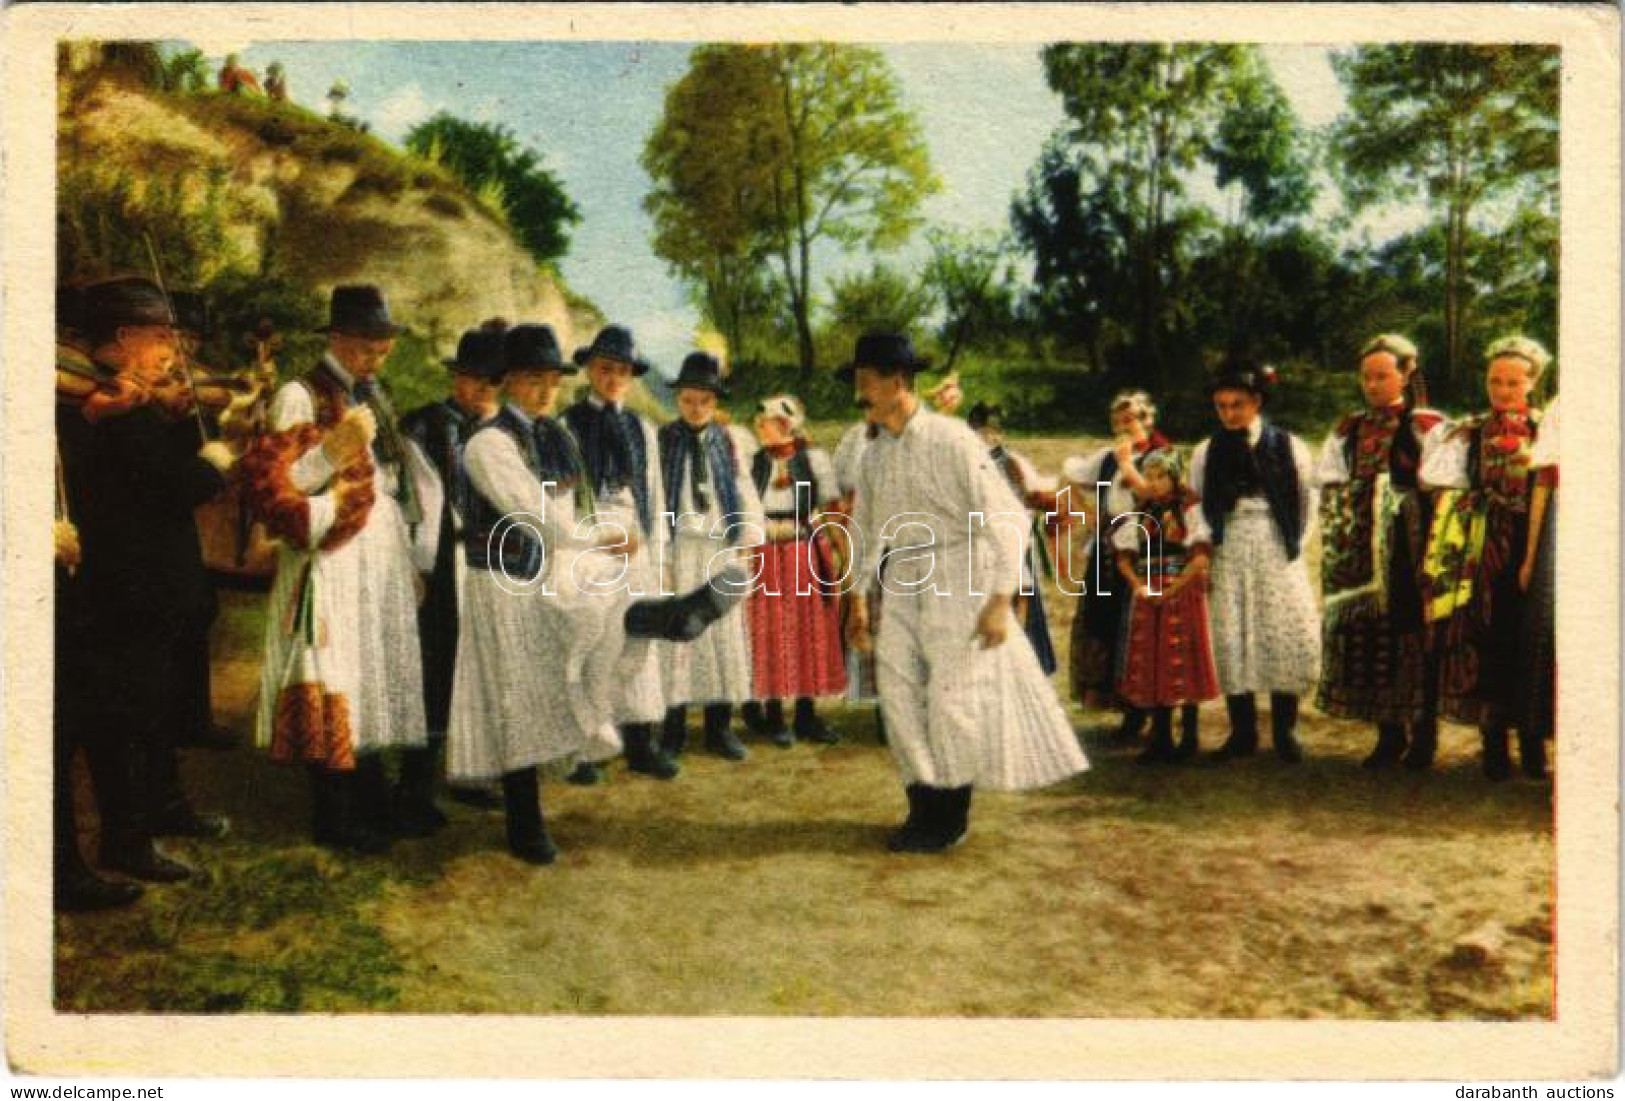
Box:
407;112;580;267
819;261;937;365
160;48;212;95
1329;44;1559;386
922;228;1021;370
644;44;939;375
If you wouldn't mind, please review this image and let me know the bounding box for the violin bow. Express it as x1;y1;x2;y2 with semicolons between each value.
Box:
141;231;211;443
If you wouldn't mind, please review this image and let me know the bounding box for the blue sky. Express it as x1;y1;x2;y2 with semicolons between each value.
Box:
199;41;1422;375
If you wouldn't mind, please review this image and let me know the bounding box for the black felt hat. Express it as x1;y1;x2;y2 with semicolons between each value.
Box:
835;331;932;383
966;400;1004;431
443;328;509;381
504;323;573;374
80;276;177;330
317;284;402;338
1206;358;1278;402
572;324;650;376
673;351;728;397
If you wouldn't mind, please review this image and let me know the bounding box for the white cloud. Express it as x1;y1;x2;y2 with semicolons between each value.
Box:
371;84;439;145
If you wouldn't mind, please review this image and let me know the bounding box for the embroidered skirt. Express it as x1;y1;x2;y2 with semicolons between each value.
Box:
1117;576;1221;709
747;537;847;699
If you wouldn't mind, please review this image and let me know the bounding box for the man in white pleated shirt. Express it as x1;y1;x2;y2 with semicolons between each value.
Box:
841;332;1087;854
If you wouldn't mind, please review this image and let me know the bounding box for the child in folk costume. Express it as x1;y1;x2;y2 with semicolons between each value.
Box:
562;325;680;780
742;395;846;746
245;285;435;853
656;354;766;761
1061;391;1171;735
842;333;1088;854
1315;335;1446;770
1419;337;1554;781
1189;363;1321;763
448;325;748;863
1110;450;1220;763
966;401;1059;675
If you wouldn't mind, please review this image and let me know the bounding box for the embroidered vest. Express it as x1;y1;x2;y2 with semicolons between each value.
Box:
462;406;544;579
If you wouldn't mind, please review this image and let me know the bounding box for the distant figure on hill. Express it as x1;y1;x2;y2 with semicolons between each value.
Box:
218;53;263;96
265;61;288;103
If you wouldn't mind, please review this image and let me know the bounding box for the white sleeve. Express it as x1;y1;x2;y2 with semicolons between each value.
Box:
1418;420;1470;490
832;424;865;496
1187;439;1210;499
1531;399;1559;469
957;425;1027;598
1316;428;1350;486
463;430;572;553
808;446;840;507
852;451;880;596
1292;433;1318;543
1061;448;1105;489
642;418;668;552
402;438;445;573
269;382;337;493
1184;497;1213;549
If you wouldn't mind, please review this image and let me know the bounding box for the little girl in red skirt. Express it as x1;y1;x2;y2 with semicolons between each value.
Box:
1111;450;1221;763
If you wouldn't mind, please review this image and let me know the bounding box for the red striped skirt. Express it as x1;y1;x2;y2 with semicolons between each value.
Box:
1117;580;1221;708
747;539;848;699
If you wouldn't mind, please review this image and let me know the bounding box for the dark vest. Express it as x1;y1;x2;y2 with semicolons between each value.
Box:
1201;421;1304;561
563;398;653;535
462;406;544;579
659;421;744;535
751;443;824;518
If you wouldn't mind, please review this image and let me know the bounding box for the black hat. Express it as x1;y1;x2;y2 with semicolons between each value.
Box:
317;284;402;338
673;351;728;397
168;290;210;337
1206;358;1279;402
81;276;176;330
835;331;932;383
572;324;650;376
504;323;573;374
966;401;1004;431
443;328;508;381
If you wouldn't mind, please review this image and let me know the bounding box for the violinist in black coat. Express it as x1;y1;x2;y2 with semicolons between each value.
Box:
65;278;235;886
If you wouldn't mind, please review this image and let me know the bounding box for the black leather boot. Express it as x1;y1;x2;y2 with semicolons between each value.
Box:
1175;703;1200;761
1110;707;1148;744
353;753;400;837
1363;723;1408;769
1214;694;1259;760
741;700;770;735
661;705;689;757
395;743;448;836
313;767;391;854
1481;724;1512;781
703;703;746;760
99;833;193;883
565;761;603;786
501;767;558;865
939;786;972;849
1270;693;1304;763
793;697;838;744
623;723;680;780
622;564;751;642
1403;718;1438;772
1138;707;1176;764
762;699;793;748
56;747;141;911
889;785;948;853
1517;730;1548;780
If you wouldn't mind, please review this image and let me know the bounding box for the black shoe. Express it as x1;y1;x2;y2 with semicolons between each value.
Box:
312;770;393;854
502;768;560;865
703;705;747;761
177;723;237;751
448;784;502;809
1363;723;1409;769
888;786;943;853
100;841;193;883
152;807;232;840
1138;709;1177;764
1403;720;1438;772
741;700;770;735
757;699;793;748
793;698;838;745
1518;731;1548;780
565;761;603;786
1109;708;1149;744
661;706;690;757
56;867;144;912
1174;704;1200;761
624;724;681;780
1270;693;1304;764
394;746;448;836
1213;695;1259;760
1482;725;1513;781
